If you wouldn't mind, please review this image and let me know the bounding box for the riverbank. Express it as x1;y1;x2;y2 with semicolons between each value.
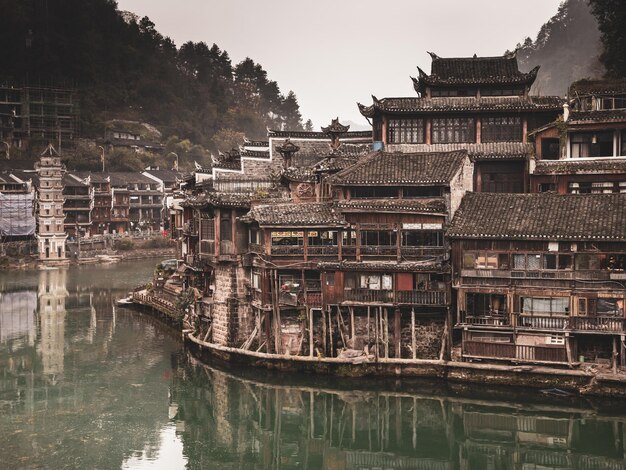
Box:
183;331;626;398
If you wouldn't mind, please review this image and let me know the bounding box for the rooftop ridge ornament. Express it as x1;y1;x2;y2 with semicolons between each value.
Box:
41;143;60;157
427;51;440;60
321;118;350;150
276;138;300;168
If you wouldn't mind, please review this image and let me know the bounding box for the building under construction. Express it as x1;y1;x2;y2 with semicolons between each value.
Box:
0;83;79;153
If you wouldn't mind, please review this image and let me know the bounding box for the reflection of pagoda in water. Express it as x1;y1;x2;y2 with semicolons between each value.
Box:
172;356;626;470
37;268;68;377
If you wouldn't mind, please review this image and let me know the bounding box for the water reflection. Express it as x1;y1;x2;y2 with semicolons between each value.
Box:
172;356;626;470
1;261;626;469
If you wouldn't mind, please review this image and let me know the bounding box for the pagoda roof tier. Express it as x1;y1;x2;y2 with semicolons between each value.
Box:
358;95;563;118
412;52;539;95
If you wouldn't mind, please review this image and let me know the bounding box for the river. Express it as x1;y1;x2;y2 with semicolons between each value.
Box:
1;260;625;469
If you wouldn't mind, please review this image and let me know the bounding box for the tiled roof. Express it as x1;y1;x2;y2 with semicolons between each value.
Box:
358;95;563;118
421;53;537;86
568;109;626;125
239;148;270;159
282;167;316;183
268;129;372;140
330;150;466;185
318;260;448;272
336;198;447;214
569;79;626;96
73;171;110;183
448;193;626;241
143;169;183;183
107;172;155;185
182;191;253;209
245;202;347;226
389;142;532;161
533;158;626;175
63;173;88;187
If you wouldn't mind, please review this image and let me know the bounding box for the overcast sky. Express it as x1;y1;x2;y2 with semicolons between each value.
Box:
116;0;564;130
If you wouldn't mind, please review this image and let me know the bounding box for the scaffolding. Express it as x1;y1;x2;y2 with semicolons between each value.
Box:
0;192;36;238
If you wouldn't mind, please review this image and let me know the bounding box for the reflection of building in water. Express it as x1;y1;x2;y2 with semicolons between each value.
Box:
37;268;68;376
0;290;37;346
172;356;626;470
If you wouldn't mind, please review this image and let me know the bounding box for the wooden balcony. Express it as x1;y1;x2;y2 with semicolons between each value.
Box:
568;315;624;332
342;288;446;305
464;341;568;364
271;245;304;256
460;313;510;327
249;243;264;254
396;290;446;305
516;313;568;330
307;245;339;256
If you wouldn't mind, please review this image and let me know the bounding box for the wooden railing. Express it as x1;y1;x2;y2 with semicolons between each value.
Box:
516;314;568;330
249;243;264;254
271;245;304;255
514;313;624;332
569;315;624;332
344;288;394;303
464;341;568;363
462;269;614;281
396;290;446;305
400;246;446;258
461;313;510;326
307;245;339;256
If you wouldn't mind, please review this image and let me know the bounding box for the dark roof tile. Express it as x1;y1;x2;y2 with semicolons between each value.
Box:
336;198;447;214
534;159;626;175
245;202;347;226
448;193;626;241
330;150;467;186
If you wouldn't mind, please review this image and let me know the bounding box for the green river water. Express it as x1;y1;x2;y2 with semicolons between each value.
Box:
1;259;626;469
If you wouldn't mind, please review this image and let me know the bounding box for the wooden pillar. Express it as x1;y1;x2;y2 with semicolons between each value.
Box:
613;336;618;374
621;334;625;368
394;308;401;358
425;119;432;145
322;306;327;356
475;117;481;144
522;117;528;143
384;307;389;359
350;306;355;345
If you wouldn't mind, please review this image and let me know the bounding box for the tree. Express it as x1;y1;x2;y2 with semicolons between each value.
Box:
304;119;314;132
282;91;303;130
588;0;626;77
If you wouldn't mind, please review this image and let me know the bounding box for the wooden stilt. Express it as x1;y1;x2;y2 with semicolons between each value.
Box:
394;308;401;358
374;307;379;360
322;306;327;356
411;307;416;360
309;308;314;357
328;305;334;357
367;305;371;347
337;306;347;351
384;308;389;359
613;336;618;374
350;306;355;347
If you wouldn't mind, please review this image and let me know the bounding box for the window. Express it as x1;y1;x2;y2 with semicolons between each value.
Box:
521;297;569;316
622;131;626;156
481;116;522;142
402;187;442;197
249;229;258;244
541;138;560;160
538;183;556;193
576;254;602;270
401;230;443;247
351;187;398;198
466;293;507;316
308;230;338;246
481;87;524;96
251;272;261;290
200;218;214;240
220;213;232;240
342;230;356;246
360;230;397;246
359;274;392;290
431;117;475;143
580;298;624;316
271;231;304;246
387;118;425;144
373;118;383;141
325;273;335;286
431;88;476;97
570;132;614;158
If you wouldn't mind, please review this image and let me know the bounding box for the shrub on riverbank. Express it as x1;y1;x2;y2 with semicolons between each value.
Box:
115;239;134;251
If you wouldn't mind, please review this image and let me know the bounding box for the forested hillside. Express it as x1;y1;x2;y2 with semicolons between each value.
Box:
513;0;604;96
0;0;307;153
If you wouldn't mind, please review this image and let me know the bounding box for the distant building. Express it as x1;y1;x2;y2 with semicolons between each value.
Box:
0;84;79;151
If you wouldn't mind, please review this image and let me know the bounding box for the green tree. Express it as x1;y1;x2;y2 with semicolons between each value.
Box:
588;0;626;77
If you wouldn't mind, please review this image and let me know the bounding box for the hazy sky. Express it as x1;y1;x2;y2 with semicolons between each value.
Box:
116;0;564;129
